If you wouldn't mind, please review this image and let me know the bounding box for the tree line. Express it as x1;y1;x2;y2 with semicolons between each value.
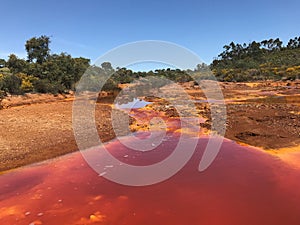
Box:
0;35;192;96
1;35;300;99
211;37;300;81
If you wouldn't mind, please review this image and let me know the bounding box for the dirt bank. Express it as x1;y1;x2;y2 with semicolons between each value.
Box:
0;81;299;172
0;94;130;172
189;80;300;149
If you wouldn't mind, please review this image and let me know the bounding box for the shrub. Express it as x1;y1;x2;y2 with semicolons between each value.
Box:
33;79;54;93
1;74;22;94
33;79;66;94
0;90;5;109
16;73;38;92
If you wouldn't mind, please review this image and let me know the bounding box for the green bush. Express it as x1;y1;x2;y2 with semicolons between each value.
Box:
33;79;65;94
1;74;22;94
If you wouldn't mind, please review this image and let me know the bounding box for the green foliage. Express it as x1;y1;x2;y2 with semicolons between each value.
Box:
0;74;22;94
0;36;91;95
0;73;5;90
0;59;6;68
211;37;300;81
33;79;65;94
0;89;5;109
7;54;28;74
193;63;216;80
16;73;38;92
0;67;11;75
101;62;114;74
287;37;300;49
2;35;300;97
25;35;50;64
78;65;194;93
112;67;134;84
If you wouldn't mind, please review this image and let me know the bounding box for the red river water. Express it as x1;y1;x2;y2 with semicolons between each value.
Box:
1;109;300;225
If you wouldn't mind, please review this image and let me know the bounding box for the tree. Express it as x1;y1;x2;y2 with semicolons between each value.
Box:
273;38;283;50
0;59;6;68
247;41;262;58
25;35;50;64
7;54;28;74
210;37;299;81
287;37;300;49
73;57;90;83
101;62;114;74
260;38;282;51
38;53;91;90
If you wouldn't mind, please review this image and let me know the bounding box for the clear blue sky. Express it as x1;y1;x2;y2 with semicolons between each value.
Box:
1;0;300;67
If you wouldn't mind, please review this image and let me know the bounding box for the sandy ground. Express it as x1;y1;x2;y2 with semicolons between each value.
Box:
0;81;299;172
0;94;130;172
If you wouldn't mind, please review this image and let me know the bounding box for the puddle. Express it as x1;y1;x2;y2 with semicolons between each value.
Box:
114;98;150;110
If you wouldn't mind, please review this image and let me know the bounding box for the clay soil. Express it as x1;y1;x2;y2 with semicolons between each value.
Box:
189;81;300;149
0;94;130;172
0;81;299;172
